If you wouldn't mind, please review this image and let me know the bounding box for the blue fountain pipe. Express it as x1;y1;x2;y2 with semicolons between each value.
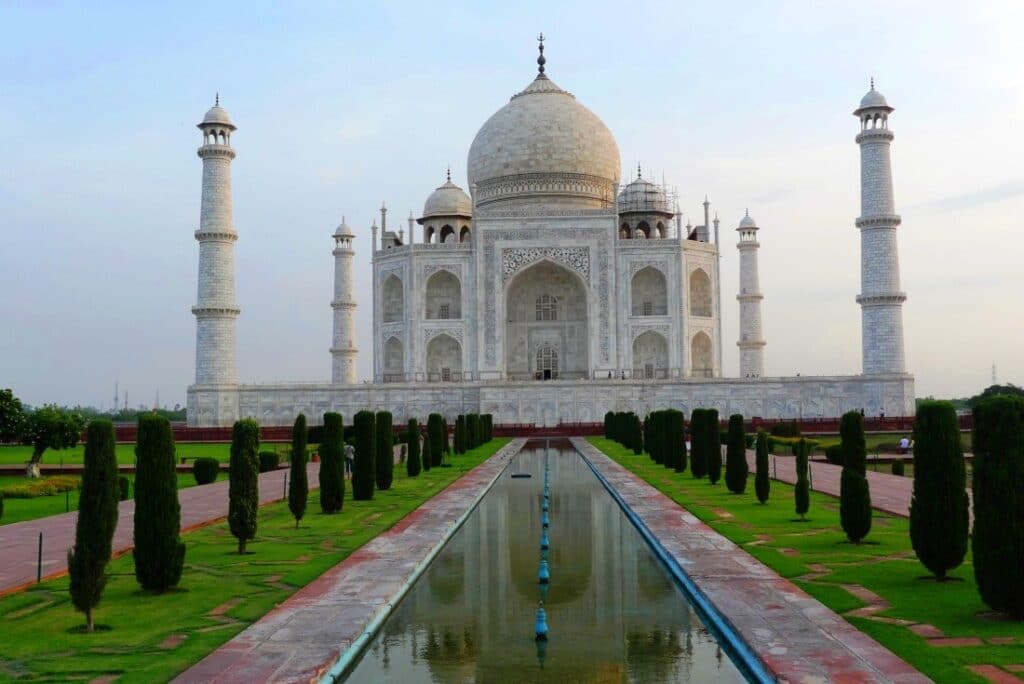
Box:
542;510;550;528
540;529;549;550
535;603;549;640
538;559;550;584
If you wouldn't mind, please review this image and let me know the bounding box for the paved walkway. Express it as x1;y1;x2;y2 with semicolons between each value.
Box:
0;464;319;596
174;439;524;684
752;450;972;520
575;439;929;683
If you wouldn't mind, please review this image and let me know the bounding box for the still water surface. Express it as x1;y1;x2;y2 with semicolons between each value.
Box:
345;445;747;682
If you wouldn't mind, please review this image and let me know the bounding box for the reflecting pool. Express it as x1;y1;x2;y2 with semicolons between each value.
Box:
343;444;747;682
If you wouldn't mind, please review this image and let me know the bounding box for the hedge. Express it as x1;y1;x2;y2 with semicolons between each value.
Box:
375;411;394;491
352;411;376;501
192;457;219;485
319;413;345;513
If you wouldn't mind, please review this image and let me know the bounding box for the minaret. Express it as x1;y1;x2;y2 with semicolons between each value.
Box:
736;211;766;378
331;217;358;384
854;81;906;375
192;95;240;385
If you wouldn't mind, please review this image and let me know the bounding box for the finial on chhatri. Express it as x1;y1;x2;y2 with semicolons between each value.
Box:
215;92;220;107
745;207;750;217
870;77;875;91
637;163;642;179
537;33;546;75
446;166;451;182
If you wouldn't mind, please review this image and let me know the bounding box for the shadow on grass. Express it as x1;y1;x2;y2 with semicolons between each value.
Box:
66;623;113;634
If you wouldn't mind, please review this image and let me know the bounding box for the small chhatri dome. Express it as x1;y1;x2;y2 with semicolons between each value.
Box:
856;79;892;113
200;93;236;129
333;216;354;238
618;169;671;215
738;209;758;229
421;173;472;220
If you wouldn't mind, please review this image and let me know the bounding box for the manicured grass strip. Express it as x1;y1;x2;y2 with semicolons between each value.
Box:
0;439;508;683
0;442;261;467
0;474;229;527
588;437;1024;684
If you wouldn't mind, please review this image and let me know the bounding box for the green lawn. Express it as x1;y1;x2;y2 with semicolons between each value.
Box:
806;431;973;453
0;442;259;467
589;437;1022;684
0;439;508;682
0;473;229;527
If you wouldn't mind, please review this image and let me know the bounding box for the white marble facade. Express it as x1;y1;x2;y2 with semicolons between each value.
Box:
186;46;914;427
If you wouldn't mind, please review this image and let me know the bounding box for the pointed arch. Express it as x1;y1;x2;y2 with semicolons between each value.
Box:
439;224;455;243
426;333;462;382
425;270;461;319
631;266;667;316
633;330;668;379
691;331;713;378
383;336;404;382
689;268;712;317
382;274;404;323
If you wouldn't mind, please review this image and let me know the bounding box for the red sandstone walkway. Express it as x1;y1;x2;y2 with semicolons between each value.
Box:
748;450;972;519
575;438;929;683
0;464;319;596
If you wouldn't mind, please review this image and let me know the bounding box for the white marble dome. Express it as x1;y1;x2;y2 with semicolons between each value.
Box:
858;87;891;111
618;175;670;215
422;178;472;218
467;74;621;208
201;104;235;128
739;212;757;229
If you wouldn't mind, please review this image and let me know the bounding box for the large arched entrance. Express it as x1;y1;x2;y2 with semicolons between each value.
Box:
504;260;588;380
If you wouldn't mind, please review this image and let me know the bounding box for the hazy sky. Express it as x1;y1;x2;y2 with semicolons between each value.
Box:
2;1;1022;409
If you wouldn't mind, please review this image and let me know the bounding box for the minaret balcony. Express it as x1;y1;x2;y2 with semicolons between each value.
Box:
855;215;901;229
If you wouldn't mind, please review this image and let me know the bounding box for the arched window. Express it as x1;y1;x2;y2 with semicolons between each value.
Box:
536;345;559;379
636;221;651;239
424;226;435;244
689;269;713;317
383;336;404;382
631;267;668;316
459;226;471;242
382;275;403;323
691;331;713;378
655;221;666;238
425;270;461;319
440;225;455;243
535;294;558;321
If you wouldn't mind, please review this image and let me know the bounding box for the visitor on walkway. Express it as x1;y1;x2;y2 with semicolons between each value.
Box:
344;443;354;477
898;436;910;454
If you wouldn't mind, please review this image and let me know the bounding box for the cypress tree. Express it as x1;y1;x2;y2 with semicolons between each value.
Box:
427;414;445;467
319;413;345;513
467;414;479;450
794;438;810;520
754;430;770;503
706;409;722;484
421;429;432;472
910;400;968;581
228;419;259;553
407;418;421;477
725;414;749;494
972;396;1024;616
643;414;652;457
133;414;185;591
442;416;450;456
454;415;466;454
375;411;394;490
352;411;376;500
647;411;662;464
631;413;644;455
67;420;119;632
839;411;872;543
668;409;687;473
484;414;493;442
604;411;614;439
288;413;309;528
690;409;707;478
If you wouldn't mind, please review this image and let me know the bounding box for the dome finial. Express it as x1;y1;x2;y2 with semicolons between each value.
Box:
446;166;451;182
870;76;875;91
637;163;642;179
536;33;546;75
215;92;219;107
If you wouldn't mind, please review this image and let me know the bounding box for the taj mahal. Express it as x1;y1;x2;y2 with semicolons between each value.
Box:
186;40;913;427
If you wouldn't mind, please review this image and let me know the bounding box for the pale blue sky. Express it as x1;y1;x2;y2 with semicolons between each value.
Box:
2;1;1022;409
